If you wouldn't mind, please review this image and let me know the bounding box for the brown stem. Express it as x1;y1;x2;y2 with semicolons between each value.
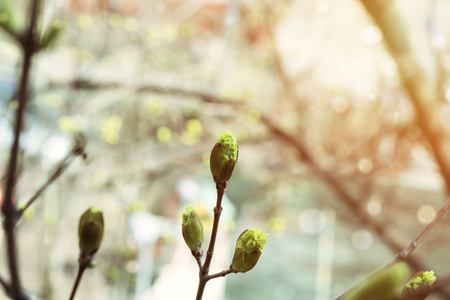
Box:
1;1;41;299
68;263;87;300
18;137;86;218
49;80;243;106
0;275;9;295
357;4;450;299
205;268;236;281
361;0;450;202
333;197;450;300
257;3;426;272
391;197;450;264
2;219;22;300
196;276;208;300
195;181;226;300
261;115;428;271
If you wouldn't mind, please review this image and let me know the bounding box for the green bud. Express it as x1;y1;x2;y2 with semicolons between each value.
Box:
401;270;436;300
39;19;64;50
78;207;104;257
210;130;238;183
231;228;267;273
182;206;204;258
345;262;409;300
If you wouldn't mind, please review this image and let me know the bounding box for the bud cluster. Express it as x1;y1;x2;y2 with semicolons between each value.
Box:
182;130;268;295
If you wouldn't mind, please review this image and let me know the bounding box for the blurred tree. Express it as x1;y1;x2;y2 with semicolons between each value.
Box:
2;0;450;299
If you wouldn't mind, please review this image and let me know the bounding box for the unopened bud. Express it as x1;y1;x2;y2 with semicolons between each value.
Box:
78;207;104;257
210;131;238;183
182;206;204;258
231;228;267;273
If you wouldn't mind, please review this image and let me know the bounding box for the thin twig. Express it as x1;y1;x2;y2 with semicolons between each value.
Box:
357;4;450;299
391;197;450;264
361;0;450;194
200;182;226;274
68;263;87;300
196;181;227;300
261;114;450;297
1;1;41;299
49;80;244;106
204;269;236;281
17;136;86;218
0;275;9;295
261;116;420;261
0;276;33;300
333;197;450;300
257;4;426;270
262;115;450;299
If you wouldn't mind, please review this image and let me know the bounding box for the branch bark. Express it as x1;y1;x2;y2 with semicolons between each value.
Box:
333;197;450;300
1;1;41;299
196;181;228;300
68;263;87;300
18;135;86;218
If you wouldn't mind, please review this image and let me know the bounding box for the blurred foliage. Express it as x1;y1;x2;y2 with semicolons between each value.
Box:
1;0;450;299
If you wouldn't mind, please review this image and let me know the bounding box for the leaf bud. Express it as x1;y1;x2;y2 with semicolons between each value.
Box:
210;130;238;183
78;207;104;258
231;228;267;273
182;206;204;258
400;270;436;300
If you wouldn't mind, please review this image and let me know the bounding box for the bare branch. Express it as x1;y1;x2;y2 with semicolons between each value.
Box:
1;1;42;298
0;275;33;300
17;134;87;218
360;0;450;193
196;181;227;300
0;275;9;295
204;269;236;281
333;197;450;300
261;116;403;249
327;4;450;298
48;80;244;106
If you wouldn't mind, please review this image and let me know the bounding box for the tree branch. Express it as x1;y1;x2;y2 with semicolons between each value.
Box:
204;268;236;281
0;276;33;300
196;181;227;300
68;263;87;300
360;0;450;193
17;134;86;219
333;197;450;300
0;276;9;296
258;4;450;298
261;116;410;252
1;1;42;299
49;80;243;106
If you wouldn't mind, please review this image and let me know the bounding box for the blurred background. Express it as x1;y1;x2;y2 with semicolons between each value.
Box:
1;0;450;299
